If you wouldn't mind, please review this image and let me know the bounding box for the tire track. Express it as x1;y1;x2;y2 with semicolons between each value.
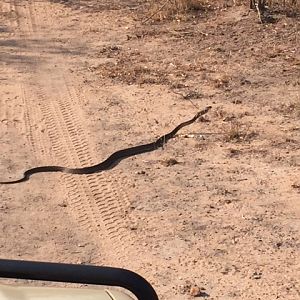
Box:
9;0;139;264
35;78;135;261
9;0;47;156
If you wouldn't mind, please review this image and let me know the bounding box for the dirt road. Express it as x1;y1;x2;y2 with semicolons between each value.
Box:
0;1;299;299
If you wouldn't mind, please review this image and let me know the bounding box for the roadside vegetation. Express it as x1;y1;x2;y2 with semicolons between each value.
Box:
144;0;300;21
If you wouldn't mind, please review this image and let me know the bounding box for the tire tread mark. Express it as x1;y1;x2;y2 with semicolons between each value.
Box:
37;79;136;261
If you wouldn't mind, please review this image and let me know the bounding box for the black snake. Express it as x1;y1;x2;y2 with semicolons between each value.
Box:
0;106;211;184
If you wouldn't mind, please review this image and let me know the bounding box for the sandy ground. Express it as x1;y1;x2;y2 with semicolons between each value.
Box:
0;0;299;299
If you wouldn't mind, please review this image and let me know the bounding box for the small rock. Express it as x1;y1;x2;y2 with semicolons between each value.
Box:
252;271;262;279
161;158;179;167
129;225;138;230
190;285;209;298
190;285;201;297
136;170;146;175
291;183;300;190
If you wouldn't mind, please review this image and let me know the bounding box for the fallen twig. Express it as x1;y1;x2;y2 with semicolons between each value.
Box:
142;0;170;24
255;2;264;23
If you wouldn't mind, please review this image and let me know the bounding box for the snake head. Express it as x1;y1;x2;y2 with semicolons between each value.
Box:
195;106;212;119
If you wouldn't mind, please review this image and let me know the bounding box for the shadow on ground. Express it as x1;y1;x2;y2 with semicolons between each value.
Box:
49;0;144;12
0;37;86;68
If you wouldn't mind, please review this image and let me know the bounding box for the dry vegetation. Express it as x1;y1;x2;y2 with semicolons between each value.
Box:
144;0;300;21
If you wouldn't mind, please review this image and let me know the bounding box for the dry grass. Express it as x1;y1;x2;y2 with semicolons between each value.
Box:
224;121;258;142
94;46;197;86
95;61;169;85
144;0;209;21
235;0;300;7
266;0;300;10
144;0;300;21
237;0;300;11
277;100;300;118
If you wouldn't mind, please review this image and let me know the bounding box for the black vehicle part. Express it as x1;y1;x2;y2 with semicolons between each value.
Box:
0;258;159;300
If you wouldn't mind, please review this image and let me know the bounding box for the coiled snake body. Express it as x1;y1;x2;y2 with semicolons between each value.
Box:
0;107;211;184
